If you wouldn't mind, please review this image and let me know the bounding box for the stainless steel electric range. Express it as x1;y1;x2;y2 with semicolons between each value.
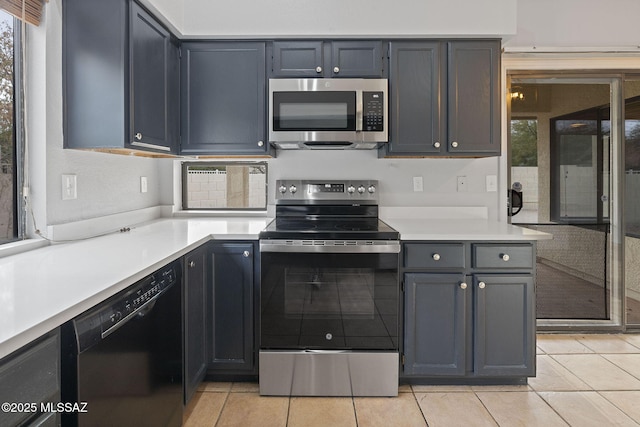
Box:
259;180;400;397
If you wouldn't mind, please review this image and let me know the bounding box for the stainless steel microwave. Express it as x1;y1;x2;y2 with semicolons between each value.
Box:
268;78;388;149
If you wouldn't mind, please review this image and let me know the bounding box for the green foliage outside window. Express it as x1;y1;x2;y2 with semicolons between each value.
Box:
511;119;538;167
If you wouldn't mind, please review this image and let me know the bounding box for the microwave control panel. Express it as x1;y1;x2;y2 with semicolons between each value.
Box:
363;91;384;132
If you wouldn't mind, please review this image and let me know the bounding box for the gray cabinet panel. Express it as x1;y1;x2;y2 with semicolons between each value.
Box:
447;40;501;155
387;42;444;155
271;41;324;77
208;242;255;372
404;242;465;269
63;0;128;149
270;40;384;78
0;331;60;427
473;244;534;269
331;41;384;77
474;275;535;376
181;42;267;155
184;246;208;404
130;2;175;151
404;273;467;376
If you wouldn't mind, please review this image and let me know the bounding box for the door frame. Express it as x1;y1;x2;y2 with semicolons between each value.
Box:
501;53;636;330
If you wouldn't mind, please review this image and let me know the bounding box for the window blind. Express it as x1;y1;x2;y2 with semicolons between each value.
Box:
0;0;46;26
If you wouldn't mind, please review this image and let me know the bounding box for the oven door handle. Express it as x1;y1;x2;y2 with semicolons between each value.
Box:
259;240;400;253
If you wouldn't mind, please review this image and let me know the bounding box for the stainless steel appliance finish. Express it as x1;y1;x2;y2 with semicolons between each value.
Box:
259;179;399;397
260;351;398;397
268;78;388;149
62;261;182;427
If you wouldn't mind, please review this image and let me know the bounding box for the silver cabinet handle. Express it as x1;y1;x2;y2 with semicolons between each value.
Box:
316;66;323;73
478;281;486;289
434;142;441;148
432;253;441;261
451;141;459;148
135;132;142;141
502;254;510;262
257;140;264;147
460;282;467;290
333;66;340;74
188;261;196;268
243;250;250;258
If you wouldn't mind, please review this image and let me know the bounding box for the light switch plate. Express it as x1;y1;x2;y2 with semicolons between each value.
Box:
413;176;424;192
486;175;497;192
62;174;77;200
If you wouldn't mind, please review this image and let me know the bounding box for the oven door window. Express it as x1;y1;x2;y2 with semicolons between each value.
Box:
261;252;398;350
272;91;356;131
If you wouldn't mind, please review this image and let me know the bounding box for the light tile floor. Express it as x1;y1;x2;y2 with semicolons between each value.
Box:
184;334;640;426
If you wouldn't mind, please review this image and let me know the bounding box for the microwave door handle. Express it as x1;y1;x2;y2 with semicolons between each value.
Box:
356;91;363;132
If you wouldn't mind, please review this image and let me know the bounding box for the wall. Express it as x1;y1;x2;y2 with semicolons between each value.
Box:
179;0;517;38
505;0;640;49
28;0;163;232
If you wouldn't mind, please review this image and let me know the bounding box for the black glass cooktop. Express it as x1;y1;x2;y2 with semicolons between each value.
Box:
260;218;399;240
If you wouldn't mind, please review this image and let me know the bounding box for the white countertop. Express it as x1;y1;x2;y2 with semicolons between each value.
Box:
0;214;550;360
0;217;271;359
382;218;552;241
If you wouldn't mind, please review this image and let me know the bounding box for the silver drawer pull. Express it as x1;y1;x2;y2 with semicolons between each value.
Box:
188;261;196;268
460;282;467;290
243;250;250;258
478;281;486;289
501;253;510;261
432;253;441;261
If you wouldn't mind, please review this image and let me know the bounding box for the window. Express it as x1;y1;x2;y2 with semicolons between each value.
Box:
182;162;267;210
0;10;19;244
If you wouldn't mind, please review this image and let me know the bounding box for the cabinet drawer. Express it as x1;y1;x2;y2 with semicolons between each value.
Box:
472;244;533;269
404;243;465;269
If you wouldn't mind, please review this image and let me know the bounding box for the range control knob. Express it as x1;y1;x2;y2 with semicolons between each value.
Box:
289;185;297;194
357;185;366;194
347;185;355;194
368;185;376;194
279;185;287;194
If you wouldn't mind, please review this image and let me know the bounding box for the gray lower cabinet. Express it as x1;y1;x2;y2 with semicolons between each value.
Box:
183;246;208;404
0;330;60;427
385;40;500;157
207;242;256;376
180;42;268;155
269;40;385;78
402;242;536;380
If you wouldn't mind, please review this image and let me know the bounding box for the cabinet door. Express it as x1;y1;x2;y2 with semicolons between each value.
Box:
404;273;468;376
330;41;384;78
270;41;324;77
473;275;535;376
129;2;175;152
183;246;208;404
181;42;267;155
447;40;500;155
63;0;128;149
387;42;445;155
208;242;254;372
0;331;60;427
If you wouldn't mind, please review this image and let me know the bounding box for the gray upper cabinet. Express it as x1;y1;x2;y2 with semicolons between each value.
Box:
129;2;178;153
385;40;500;157
270;40;385;78
180;42;268;155
63;0;178;154
387;42;444;155
447;41;501;156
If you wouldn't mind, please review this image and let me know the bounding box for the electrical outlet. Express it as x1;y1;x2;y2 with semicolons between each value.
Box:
62;174;77;200
140;176;148;193
486;175;497;192
457;176;467;192
413;176;424;192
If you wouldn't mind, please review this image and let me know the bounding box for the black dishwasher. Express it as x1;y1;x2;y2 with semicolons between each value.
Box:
62;260;182;427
